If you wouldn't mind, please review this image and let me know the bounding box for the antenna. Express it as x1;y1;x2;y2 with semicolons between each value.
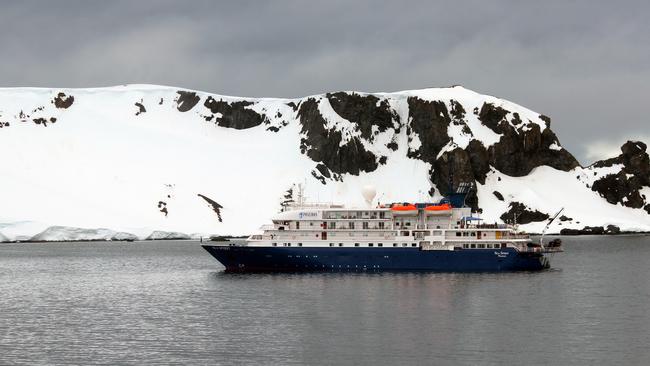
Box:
540;208;564;247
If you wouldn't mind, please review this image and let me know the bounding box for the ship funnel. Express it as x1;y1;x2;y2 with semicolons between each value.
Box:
361;185;377;206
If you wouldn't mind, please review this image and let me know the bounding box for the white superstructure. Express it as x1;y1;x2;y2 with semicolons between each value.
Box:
245;201;534;252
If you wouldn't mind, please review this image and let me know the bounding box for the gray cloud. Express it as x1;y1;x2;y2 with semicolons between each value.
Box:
1;0;649;163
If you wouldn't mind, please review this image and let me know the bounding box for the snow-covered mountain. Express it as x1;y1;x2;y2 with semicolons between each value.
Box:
0;84;648;241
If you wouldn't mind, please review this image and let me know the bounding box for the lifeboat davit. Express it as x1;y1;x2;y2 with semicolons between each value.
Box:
390;204;418;216
424;203;452;215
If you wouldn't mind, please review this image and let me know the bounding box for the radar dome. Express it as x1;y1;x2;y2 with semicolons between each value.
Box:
361;185;377;206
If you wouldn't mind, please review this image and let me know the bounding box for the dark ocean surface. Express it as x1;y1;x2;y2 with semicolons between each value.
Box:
1;236;650;365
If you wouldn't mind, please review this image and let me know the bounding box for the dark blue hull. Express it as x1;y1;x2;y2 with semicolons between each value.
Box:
202;245;550;272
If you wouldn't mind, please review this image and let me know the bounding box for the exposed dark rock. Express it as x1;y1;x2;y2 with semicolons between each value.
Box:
590;141;650;210
478;103;509;134
159;98;164;105
157;201;168;217
560;225;621;235
406;97;451;161
493;191;504;201
203;97;265;129
539;114;551;128
326;92;397;141
287;102;298;111
53;92;74;109
606;225;621;234
449;100;466;121
311;170;327;185
315;163;331;179
297;98;378;175
484;110;579;176
135;102;146;116
466;140;490;184
500;202;549;224
197;194;223;222
33;118;49;126
267;126;280;132
559;215;573;222
387;141;398;151
175;91;200;112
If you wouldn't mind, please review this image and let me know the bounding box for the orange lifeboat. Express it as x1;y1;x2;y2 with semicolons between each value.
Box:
424;203;452;215
390;203;418;216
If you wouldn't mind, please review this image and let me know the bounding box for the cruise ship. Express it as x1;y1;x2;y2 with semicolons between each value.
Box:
202;185;562;272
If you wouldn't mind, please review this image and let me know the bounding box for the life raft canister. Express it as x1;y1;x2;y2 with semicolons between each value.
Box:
424;203;452;212
390;203;417;212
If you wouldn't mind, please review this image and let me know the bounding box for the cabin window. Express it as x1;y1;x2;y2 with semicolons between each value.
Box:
329;243;334;247
378;243;383;247
456;232;461;237
402;243;408;247
310;222;314;226
368;243;374;247
378;222;385;229
338;243;343;247
272;243;277;247
463;244;469;248
393;243;397;247
379;212;385;219
330;222;336;229
298;243;303;247
405;222;411;226
363;222;369;229
436;226;441;229
411;243;417;247
349;222;355;229
478;244;486;249
287;243;291;247
471;232;476;237
354;243;360;247
401;231;409;236
470;244;476;248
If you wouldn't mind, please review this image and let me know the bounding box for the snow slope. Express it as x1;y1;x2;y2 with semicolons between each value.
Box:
0;84;648;240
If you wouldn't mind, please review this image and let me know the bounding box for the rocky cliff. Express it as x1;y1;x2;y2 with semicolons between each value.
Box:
0;84;648;240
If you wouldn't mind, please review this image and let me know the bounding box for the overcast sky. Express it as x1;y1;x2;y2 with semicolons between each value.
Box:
1;1;648;163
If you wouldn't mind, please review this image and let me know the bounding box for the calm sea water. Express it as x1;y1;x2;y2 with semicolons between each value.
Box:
1;236;650;365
